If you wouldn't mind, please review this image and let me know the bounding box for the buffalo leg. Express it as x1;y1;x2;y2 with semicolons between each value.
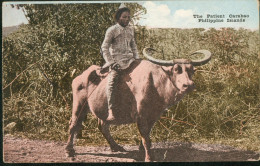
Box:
98;119;126;152
137;118;154;162
65;99;88;157
139;141;145;151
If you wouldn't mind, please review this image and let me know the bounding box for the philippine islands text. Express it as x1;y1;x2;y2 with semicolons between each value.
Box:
193;14;249;23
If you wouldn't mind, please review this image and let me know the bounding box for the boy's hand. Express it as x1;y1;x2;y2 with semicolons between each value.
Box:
111;63;121;71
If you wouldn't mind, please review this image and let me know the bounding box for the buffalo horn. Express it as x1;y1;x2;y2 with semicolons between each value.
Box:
142;47;211;66
189;50;211;66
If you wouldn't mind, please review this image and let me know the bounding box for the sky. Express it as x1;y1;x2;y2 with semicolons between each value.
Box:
140;0;259;29
2;0;259;30
2;3;29;27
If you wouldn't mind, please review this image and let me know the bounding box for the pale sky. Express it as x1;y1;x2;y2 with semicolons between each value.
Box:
140;0;259;29
2;0;259;30
2;3;28;27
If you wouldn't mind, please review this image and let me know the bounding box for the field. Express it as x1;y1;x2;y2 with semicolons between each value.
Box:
3;23;260;158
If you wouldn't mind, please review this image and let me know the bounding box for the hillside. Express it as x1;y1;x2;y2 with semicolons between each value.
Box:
2;24;23;38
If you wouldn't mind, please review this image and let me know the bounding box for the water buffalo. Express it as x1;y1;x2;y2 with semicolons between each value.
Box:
65;47;211;162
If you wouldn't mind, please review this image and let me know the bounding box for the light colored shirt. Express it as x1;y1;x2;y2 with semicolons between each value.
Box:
101;23;139;69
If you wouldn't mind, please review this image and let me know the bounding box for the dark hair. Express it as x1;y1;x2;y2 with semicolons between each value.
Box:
114;7;131;22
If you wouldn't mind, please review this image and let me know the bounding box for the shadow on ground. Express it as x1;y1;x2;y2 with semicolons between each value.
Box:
4;135;259;163
75;142;259;162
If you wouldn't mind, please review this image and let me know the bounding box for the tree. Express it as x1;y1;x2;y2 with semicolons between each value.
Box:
3;3;146;106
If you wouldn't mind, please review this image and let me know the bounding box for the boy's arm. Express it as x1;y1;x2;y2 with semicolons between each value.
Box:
101;28;115;63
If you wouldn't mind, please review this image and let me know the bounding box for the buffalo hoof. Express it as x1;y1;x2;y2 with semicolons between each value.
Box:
66;151;75;157
111;145;127;152
65;146;75;157
139;144;144;151
145;157;152;162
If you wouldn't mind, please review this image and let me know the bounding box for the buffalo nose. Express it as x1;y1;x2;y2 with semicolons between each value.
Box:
183;81;194;89
183;84;188;89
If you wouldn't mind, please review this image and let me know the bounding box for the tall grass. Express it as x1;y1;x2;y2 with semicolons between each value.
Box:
3;28;259;152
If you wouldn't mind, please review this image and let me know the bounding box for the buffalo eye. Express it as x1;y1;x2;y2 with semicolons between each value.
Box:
173;64;182;74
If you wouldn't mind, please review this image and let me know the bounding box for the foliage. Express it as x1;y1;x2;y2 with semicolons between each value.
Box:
3;3;146;140
3;3;146;104
3;3;260;152
206;28;251;63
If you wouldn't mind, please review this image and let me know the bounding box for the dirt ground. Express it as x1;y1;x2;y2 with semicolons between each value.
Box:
3;134;259;163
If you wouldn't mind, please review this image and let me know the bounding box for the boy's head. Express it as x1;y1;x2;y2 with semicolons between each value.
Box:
114;7;131;27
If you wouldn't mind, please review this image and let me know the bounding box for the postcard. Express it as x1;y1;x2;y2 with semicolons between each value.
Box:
2;0;259;163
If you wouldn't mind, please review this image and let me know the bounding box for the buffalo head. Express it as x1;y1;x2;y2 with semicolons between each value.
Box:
143;47;211;94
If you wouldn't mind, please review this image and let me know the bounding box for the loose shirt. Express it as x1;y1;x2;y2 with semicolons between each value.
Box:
101;23;139;69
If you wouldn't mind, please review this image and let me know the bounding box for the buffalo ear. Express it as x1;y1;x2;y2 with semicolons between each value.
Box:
161;66;173;75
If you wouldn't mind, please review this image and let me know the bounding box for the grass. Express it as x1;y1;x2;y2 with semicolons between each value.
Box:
3;28;260;153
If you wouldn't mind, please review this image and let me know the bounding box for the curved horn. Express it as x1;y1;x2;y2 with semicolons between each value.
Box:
143;47;211;66
190;50;212;66
143;47;175;66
